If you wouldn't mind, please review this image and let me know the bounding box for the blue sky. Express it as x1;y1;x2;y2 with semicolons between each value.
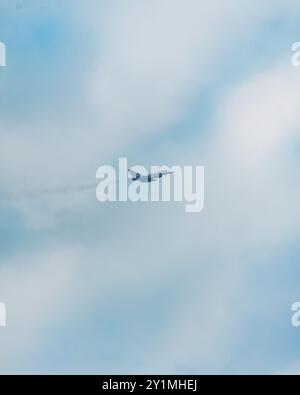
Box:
1;0;300;374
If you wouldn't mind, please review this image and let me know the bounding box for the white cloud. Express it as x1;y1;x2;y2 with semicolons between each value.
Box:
0;246;82;371
1;0;295;219
140;61;300;371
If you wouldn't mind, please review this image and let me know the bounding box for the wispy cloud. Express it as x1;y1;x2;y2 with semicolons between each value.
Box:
1;0;300;374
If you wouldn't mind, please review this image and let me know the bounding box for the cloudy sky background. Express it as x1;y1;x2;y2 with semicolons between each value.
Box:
1;0;300;373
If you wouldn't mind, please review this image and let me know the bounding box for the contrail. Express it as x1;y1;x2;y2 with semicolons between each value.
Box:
0;179;128;201
0;182;96;201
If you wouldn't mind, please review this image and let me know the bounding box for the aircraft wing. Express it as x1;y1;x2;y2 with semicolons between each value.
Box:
151;170;174;179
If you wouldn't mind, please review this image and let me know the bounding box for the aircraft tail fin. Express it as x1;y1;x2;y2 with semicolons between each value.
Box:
128;169;140;179
128;168;136;177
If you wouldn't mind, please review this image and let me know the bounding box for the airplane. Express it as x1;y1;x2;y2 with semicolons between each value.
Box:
128;169;174;183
